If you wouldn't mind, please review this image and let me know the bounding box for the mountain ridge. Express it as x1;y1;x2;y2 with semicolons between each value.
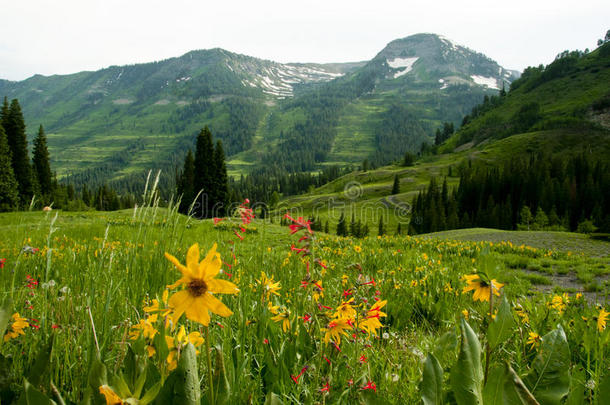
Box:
0;33;518;190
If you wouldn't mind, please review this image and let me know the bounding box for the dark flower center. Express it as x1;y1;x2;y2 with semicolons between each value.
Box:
188;279;208;297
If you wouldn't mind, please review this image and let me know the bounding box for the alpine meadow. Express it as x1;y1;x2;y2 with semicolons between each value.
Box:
1;12;610;405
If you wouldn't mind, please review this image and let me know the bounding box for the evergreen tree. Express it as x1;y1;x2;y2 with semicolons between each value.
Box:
350;212;356;236
336;212;347;236
82;185;91;207
391;175;400;195
378;216;385;236
402;152;415;166
0;97;9;132
32;125;53;200
213;140;229;216
520;206;533;230
194;126;214;218
533;207;549;230
4;99;34;205
396;223;402;235
324;221;329;234
178;150;195;214
0;126;19;211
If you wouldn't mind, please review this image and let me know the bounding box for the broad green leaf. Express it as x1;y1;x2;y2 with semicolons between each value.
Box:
421;353;444;405
505;363;540;405
0;298;13;347
27;336;54;387
212;346;230;404
23;378;56;405
565;367;585;405
482;365;506;405
450;318;483;405
524;325;570;405
263;392;284;405
154;343;199;405
139;381;162;405
488;296;515;350
87;358;108;394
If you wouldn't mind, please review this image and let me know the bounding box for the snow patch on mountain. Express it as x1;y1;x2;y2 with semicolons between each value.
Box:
387;57;418;78
470;75;500;90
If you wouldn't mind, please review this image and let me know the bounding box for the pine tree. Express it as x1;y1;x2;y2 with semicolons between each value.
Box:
520;206;533;230
5;99;34;205
194;126;214;218
396;223;402;235
82;185;91;207
378;216;385;236
324;221;329;234
391;175;400;195
0;97;9;132
0;126;19;211
213;140;229;216
178;150;195;214
336;212;347;236
32;125;53;200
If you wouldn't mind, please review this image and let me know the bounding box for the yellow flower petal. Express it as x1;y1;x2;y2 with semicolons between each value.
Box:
186;243;200;276
207;279;239;294
202;294;233;317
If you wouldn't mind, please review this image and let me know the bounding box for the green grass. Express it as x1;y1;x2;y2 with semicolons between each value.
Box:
0;207;608;403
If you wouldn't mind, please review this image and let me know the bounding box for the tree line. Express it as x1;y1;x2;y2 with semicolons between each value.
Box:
409;154;610;235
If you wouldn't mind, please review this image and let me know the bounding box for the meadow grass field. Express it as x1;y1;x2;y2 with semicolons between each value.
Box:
1;202;609;404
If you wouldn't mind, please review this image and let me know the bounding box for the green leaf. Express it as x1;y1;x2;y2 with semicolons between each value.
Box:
23;378;56;405
421;353;444;405
483;365;506;405
0;298;13;347
597;372;610;404
488;296;515;350
450;318;483;405
263;392;284;405
154;343;199;405
87;358;108;391
212;346;230;404
505;363;540;405
139;381;162;405
565;367;585;405
524;325;570;405
27;335;54;387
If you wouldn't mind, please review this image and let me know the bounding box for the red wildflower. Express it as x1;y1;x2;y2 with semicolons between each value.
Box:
263;338;269;344
359;355;367;363
52;324;59;329
320;383;330;393
361;381;376;392
0;258;6;269
324;356;331;364
302;314;312;323
284;214;313;235
213;217;223;225
234;231;244;241
343;289;353;298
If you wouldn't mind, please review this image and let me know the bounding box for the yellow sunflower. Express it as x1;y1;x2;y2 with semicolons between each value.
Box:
597;308;609;332
165;243;238;326
323;317;353;345
257;271;281;301
271;309;291;332
527;332;541;350
462;274;504;302
334;297;357;320
3;313;29;342
359;300;387;336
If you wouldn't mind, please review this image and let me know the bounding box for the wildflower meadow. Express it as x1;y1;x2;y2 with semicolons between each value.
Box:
0;194;609;404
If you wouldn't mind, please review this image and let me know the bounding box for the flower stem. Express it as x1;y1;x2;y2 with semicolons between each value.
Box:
484;283;493;384
205;326;215;405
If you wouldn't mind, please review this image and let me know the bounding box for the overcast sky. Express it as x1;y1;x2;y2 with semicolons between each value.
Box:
1;0;608;81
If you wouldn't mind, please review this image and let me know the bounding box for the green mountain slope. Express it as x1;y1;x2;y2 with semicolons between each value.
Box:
0;34;516;189
278;41;610;232
444;41;610;150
